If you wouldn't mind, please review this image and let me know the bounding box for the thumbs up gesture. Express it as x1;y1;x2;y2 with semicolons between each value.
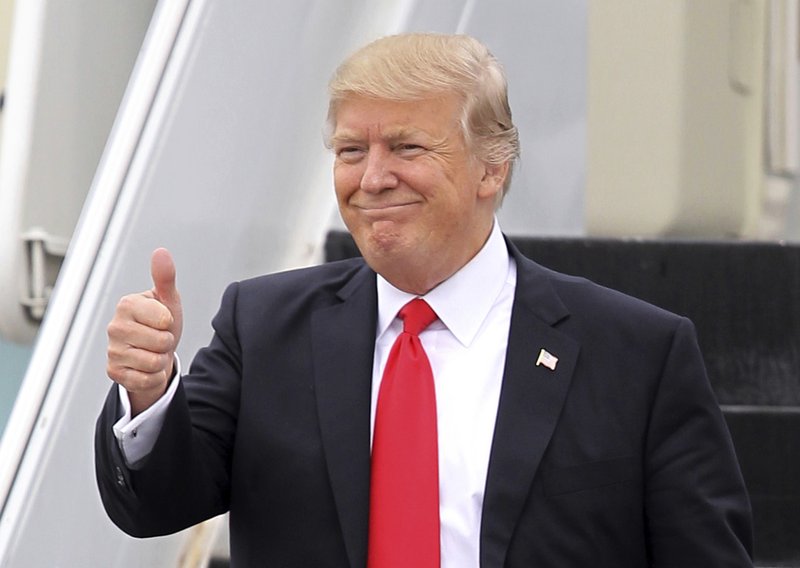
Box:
107;248;184;415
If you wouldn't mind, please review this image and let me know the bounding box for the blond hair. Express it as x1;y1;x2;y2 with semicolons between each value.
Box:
326;33;520;198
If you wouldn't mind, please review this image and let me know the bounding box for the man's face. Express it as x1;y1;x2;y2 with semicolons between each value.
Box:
331;95;504;294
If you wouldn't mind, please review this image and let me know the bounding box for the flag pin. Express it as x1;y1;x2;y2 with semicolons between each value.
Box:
536;348;558;371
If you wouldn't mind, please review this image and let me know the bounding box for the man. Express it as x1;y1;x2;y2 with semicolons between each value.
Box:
96;33;753;567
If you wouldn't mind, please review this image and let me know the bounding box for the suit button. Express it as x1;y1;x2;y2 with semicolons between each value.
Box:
115;466;126;487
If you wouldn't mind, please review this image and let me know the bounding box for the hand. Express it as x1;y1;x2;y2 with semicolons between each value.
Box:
106;248;184;416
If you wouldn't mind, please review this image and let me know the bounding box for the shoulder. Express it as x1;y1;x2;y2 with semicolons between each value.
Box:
513;248;687;339
553;266;676;321
237;257;369;297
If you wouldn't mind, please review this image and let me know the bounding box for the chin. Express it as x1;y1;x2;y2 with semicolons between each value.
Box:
356;229;414;266
359;221;404;250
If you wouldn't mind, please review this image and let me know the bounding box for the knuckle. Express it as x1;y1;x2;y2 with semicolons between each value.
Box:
147;352;162;373
106;319;122;339
142;351;168;374
157;368;170;386
106;363;120;382
108;365;140;390
123;373;143;391
134;374;154;392
156;352;170;371
156;331;175;352
107;352;122;372
125;370;153;392
155;307;174;330
116;294;137;314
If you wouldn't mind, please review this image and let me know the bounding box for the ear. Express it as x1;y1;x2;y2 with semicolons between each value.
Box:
477;161;509;200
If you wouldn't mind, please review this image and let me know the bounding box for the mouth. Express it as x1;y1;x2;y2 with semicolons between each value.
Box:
353;202;420;216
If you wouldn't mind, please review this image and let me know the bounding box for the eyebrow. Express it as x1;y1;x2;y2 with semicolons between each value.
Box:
330;126;430;146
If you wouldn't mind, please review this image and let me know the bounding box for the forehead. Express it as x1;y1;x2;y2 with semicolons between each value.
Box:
331;95;462;140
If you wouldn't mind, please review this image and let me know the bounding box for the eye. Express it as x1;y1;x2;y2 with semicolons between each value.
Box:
395;143;425;156
335;146;365;163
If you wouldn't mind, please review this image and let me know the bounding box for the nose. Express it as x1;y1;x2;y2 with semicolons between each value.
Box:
360;147;398;193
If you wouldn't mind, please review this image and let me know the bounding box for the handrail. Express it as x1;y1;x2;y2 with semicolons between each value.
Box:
0;0;192;533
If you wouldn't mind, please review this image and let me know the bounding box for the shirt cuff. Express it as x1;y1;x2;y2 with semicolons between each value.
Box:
112;354;182;469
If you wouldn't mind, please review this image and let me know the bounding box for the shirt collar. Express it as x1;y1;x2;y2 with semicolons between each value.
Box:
376;220;511;347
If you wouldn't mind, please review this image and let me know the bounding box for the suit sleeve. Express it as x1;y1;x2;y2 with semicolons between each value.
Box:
644;317;753;566
95;282;244;537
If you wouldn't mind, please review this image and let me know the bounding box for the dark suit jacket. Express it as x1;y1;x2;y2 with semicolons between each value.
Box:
96;240;753;567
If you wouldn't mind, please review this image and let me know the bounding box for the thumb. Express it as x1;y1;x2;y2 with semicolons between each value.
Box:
150;247;181;310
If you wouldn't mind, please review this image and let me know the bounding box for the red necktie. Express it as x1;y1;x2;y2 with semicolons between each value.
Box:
368;298;440;568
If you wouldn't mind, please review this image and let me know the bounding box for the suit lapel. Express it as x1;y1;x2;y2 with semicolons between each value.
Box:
480;245;580;568
312;264;377;568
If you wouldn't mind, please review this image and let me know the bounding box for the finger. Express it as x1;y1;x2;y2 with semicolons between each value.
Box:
107;343;174;376
107;318;176;354
115;294;174;331
150;248;180;308
106;363;171;394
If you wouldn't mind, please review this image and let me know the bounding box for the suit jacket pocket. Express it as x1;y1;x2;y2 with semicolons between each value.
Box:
543;455;641;496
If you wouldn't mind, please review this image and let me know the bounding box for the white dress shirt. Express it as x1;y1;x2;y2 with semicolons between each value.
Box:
373;221;516;567
114;221;516;567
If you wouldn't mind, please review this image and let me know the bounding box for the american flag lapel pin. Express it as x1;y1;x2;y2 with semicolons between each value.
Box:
536;348;558;371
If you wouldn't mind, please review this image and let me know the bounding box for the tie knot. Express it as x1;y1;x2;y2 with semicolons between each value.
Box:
399;298;437;336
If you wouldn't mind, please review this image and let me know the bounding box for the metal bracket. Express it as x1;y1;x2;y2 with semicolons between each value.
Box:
20;228;69;321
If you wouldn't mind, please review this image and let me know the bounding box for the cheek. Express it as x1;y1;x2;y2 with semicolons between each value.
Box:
333;166;359;202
